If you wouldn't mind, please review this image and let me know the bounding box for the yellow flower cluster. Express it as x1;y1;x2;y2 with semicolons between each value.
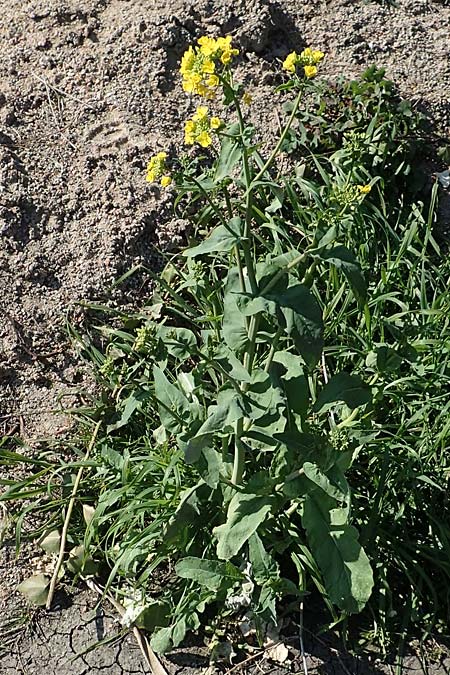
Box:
184;106;223;148
331;183;372;208
282;47;325;78
146;152;171;187
180;35;239;98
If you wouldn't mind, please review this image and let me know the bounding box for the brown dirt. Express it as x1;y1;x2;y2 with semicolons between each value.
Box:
1;0;449;672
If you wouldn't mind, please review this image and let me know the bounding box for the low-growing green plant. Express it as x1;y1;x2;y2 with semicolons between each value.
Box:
2;35;449;661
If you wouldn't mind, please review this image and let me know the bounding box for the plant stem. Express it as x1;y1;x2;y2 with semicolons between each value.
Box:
264;326;284;373
234;90;258;295
46;418;102;609
248;86;303;190
223;185;233;218
232;424;246;485
234;245;247;294
260;246;314;297
189;176;229;228
229;84;304;485
190;172;248;305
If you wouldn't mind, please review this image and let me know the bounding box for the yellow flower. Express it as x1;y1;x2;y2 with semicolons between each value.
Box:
198;36;217;57
358;184;372;194
242;91;252;106
283;51;298;73
301;47;324;65
312;49;325;63
304;65;318;79
202;59;215;74
183;108;223;147
210;116;222;129
146;152;171;185
220;45;239;65
193;106;209;121
216;36;232;50
283;46;325;77
196;130;212;147
180;36;239;98
207;74;219;87
180;47;195;75
184;119;196;144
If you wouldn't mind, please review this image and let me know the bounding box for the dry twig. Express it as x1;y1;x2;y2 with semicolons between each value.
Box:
46;419;102;609
85;577;169;675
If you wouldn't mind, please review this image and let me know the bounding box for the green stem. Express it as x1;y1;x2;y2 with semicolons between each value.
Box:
243;315;259;376
264;326;284;373
234;245;247;294
201;357;242;394
260;246;313;297
190;173;248;312
301;260;318;288
227;82;304;486
223;185;233;219
248;86;303;190
232;422;245;484
234;89;258;295
189;176;228;228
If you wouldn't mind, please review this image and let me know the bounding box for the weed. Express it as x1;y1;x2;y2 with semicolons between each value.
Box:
2;37;449;661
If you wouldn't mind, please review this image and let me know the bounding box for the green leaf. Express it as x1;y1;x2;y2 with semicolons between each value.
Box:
366;346;402;373
150;626;173;654
222;268;248;351
17;574;50;606
272;284;323;368
313;373;371;413
177;371;197;399
185;218;242;258
243;370;285;422
302;493;373;613
249;533;279;585
184;389;244;463
107;389;149;432
303;462;349;503
236;294;277;317
39;529;61;554
272;351;309;416
256;585;277;625
83;504;95;525
153;365;195;434
163;481;211;544
172;617;188;648
214;492;273;560
158;326;197;362
215;123;242;181
139;601;170;631
320;246;367;305
237;280;323;368
175;557;244;591
214;344;252;383
243;414;286;451
66;544;99;576
179;432;210;464
202;447;231;488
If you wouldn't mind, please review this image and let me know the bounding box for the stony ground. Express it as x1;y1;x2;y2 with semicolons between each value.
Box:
1;0;449;672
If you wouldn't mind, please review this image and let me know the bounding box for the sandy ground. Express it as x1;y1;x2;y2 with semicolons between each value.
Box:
1;0;449;672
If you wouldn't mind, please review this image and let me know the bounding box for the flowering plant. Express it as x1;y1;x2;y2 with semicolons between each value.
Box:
139;36;375;653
